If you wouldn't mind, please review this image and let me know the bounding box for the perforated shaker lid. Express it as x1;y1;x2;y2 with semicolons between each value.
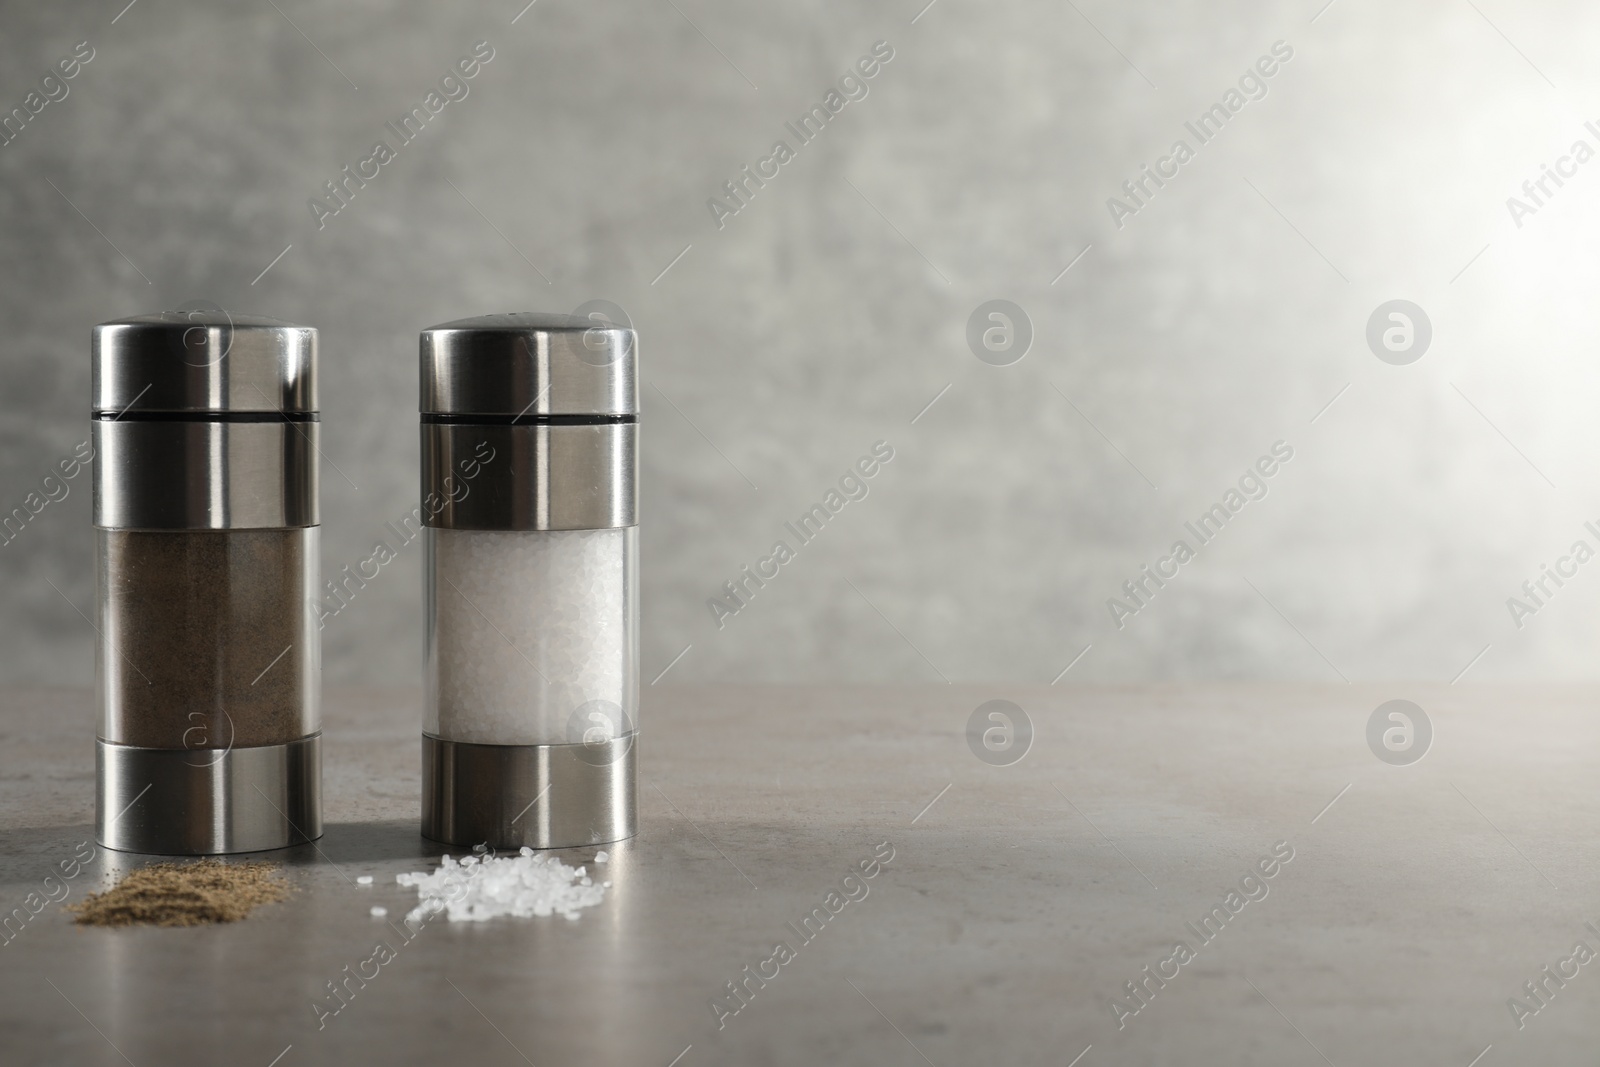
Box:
93;311;317;415
419;312;637;418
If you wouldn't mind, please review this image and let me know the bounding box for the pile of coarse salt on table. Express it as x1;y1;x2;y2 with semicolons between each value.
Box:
397;848;611;922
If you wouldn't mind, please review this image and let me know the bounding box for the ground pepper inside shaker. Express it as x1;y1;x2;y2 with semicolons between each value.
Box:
93;311;322;855
99;529;315;748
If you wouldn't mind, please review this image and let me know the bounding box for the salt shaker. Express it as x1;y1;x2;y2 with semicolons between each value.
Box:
419;313;638;849
93;312;322;854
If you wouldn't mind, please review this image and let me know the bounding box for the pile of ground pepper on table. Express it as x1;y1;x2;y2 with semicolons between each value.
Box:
68;860;292;927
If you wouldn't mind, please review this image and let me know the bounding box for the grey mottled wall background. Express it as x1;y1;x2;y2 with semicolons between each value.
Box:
2;0;1597;687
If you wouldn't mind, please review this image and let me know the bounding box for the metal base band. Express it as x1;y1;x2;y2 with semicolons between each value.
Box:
97;735;322;855
421;734;636;850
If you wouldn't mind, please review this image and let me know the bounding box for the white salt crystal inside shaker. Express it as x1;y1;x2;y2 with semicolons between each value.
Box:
427;528;635;745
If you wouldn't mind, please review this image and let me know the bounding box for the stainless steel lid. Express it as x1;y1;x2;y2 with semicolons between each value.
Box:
419;313;636;417
419;313;638;532
93;311;317;414
92;311;319;529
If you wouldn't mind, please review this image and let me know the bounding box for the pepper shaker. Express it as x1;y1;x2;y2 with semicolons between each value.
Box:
419;313;638;850
93;312;322;854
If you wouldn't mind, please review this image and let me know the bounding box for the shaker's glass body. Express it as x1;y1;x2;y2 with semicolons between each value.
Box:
96;527;320;749
424;526;638;746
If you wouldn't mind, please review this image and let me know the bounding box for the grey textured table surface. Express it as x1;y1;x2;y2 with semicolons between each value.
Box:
1;685;1596;1066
